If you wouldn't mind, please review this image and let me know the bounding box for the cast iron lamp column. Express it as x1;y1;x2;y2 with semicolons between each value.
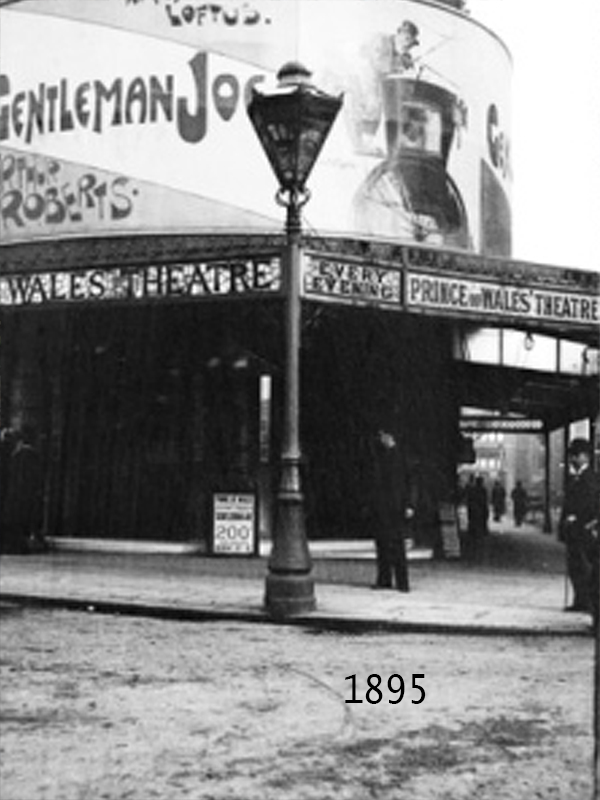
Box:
247;63;342;617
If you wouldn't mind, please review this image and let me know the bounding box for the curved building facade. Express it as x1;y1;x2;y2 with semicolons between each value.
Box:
3;1;593;552
0;0;512;254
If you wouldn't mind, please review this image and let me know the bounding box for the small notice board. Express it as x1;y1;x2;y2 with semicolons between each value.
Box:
211;493;258;556
438;502;462;560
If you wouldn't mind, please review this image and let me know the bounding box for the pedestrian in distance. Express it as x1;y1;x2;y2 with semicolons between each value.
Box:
491;480;506;522
465;475;488;560
0;425;44;555
511;480;528;527
367;428;412;592
559;438;598;623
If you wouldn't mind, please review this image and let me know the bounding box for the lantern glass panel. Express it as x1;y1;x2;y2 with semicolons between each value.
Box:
248;86;342;191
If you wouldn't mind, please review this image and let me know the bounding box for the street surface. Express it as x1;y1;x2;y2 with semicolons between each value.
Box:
0;605;594;800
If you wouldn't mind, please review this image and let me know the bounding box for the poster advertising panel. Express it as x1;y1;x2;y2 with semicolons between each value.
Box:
212;493;258;555
0;0;511;254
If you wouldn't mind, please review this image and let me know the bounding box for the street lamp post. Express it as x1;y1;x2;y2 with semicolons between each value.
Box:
247;62;342;617
593;431;600;800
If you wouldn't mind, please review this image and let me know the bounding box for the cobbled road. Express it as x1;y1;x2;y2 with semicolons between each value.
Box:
0;605;594;800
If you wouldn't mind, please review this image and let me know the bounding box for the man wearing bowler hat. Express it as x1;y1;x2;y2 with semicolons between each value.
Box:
560;438;598;623
367;426;413;592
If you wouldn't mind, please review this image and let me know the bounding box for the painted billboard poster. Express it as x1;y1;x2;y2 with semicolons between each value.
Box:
0;0;512;255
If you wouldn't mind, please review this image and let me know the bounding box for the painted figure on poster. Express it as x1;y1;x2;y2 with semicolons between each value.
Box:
347;19;471;247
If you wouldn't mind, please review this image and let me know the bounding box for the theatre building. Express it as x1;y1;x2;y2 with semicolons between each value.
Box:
1;0;598;553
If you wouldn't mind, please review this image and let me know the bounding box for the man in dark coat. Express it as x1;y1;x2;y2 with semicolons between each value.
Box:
560;438;598;622
465;475;489;560
491;480;506;522
1;426;44;554
368;428;412;592
511;481;528;526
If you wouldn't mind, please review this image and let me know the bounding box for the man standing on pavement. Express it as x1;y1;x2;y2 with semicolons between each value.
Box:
511;480;528;527
368;428;412;592
491;480;507;522
465;475;489;561
0;425;44;554
560;438;598;623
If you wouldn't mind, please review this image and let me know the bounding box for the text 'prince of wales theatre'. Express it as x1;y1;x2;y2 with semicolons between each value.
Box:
0;0;598;556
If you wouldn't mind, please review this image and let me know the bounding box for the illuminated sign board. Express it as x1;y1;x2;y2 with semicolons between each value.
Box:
406;271;599;328
460;418;545;433
303;254;401;309
0;259;281;306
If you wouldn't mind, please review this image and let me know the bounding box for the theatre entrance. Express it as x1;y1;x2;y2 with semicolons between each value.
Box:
0;303;280;544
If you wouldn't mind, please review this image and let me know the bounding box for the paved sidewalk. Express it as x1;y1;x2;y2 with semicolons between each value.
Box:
0;526;593;636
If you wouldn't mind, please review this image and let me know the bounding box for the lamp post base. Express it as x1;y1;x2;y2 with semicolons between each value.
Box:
265;572;316;618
